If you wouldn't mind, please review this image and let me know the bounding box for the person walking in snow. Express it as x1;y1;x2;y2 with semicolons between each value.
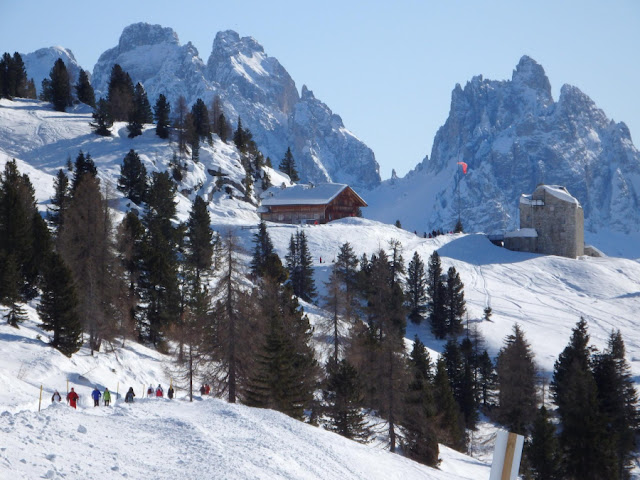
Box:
103;388;111;406
168;386;174;399
67;388;79;409
147;384;154;398
51;390;62;402
125;387;135;403
155;384;163;397
91;387;102;407
200;384;206;396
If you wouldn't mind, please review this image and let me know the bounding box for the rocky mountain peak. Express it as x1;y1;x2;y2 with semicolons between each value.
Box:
117;23;179;52
512;55;551;96
23;47;84;96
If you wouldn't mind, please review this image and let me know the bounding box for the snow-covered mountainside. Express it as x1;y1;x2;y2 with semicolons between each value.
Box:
1;97;640;478
366;56;640;240
22;47;85;97
86;23;380;189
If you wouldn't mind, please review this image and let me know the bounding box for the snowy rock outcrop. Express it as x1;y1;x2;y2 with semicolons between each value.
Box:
90;23;380;189
23;47;84;96
368;56;640;234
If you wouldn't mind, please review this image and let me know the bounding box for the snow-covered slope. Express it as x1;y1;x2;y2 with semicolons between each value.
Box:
366;56;640;245
22;47;85;97
0;313;492;480
86;22;380;190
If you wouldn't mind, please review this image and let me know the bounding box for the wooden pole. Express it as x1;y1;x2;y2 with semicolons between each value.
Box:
501;432;518;480
66;379;69;396
38;385;43;412
116;382;119;401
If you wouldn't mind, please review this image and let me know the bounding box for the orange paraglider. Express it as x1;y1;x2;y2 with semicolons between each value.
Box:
457;162;468;174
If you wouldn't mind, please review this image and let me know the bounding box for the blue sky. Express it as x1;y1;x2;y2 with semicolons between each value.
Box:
1;0;638;179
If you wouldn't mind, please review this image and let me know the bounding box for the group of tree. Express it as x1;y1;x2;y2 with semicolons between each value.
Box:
405;250;466;338
0;52;36;100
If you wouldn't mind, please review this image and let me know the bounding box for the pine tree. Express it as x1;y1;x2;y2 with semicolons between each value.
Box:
41;58;72;112
25;79;36;99
445;266;465;335
402;336;439;466
551;318;615;479
286;231;316;302
426;251;447;338
323;359;370;442
185;196;214;281
70;151;97;193
250;221;285;281
459;337;479;429
118;149;147;205
217;113;231;142
47;169;71;234
525;406;562;480
432;357;467;451
496;324;537;435
246;277;318;419
138;171;181;347
334;242;359;324
0;159;40;301
1;253;28;327
279;147;300;182
127;82;152;138
106;64;134;121
406;251;427;324
116;211;145;341
38;252;83;357
75;69;95;107
91;98;113;136
153;94;171;139
191;98;212;144
12;53;28;98
174;96;189;157
593;330;640;479
477;350;496;407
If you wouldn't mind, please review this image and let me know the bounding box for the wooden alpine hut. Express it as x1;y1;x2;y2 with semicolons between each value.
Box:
258;183;367;224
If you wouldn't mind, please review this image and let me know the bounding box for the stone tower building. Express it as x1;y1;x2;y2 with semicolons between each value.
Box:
504;185;584;258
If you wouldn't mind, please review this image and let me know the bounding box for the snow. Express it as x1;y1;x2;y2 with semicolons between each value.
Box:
537;185;580;205
261;183;365;207
2;97;640;479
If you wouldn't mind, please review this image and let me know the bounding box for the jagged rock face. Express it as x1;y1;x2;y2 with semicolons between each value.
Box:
23;47;84;96
92;23;211;104
409;56;640;234
90;23;380;190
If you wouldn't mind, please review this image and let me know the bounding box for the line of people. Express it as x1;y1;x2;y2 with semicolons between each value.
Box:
50;384;175;408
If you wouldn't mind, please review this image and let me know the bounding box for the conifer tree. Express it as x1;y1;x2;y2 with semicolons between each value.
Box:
458;337;479;429
406;251;427;324
525;406;562;480
496;324;537;435
174;96;189;157
70;151;97;193
216;113;231;142
42;58;72;112
286;230;316;302
1;53;28;98
91;98;113;136
402;336;439;466
593;330;639;479
245;277;318;419
0;159;40;301
426;251;447;338
47;169;71;234
191;98;212;144
153;94;171;139
185;196;214;281
138;171;181;346
323;358;370;442
12;53;28;98
432;357;467;451
25;79;37;99
334;242;359;324
116;211;145;341
38;251;83;357
279;147;300;182
106;64;134;121
250;221;285;281
75;69;95;107
552;318;615;479
117;149;147;205
127;83;152;137
477;350;496;407
1;253;28;327
445;266;465;335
